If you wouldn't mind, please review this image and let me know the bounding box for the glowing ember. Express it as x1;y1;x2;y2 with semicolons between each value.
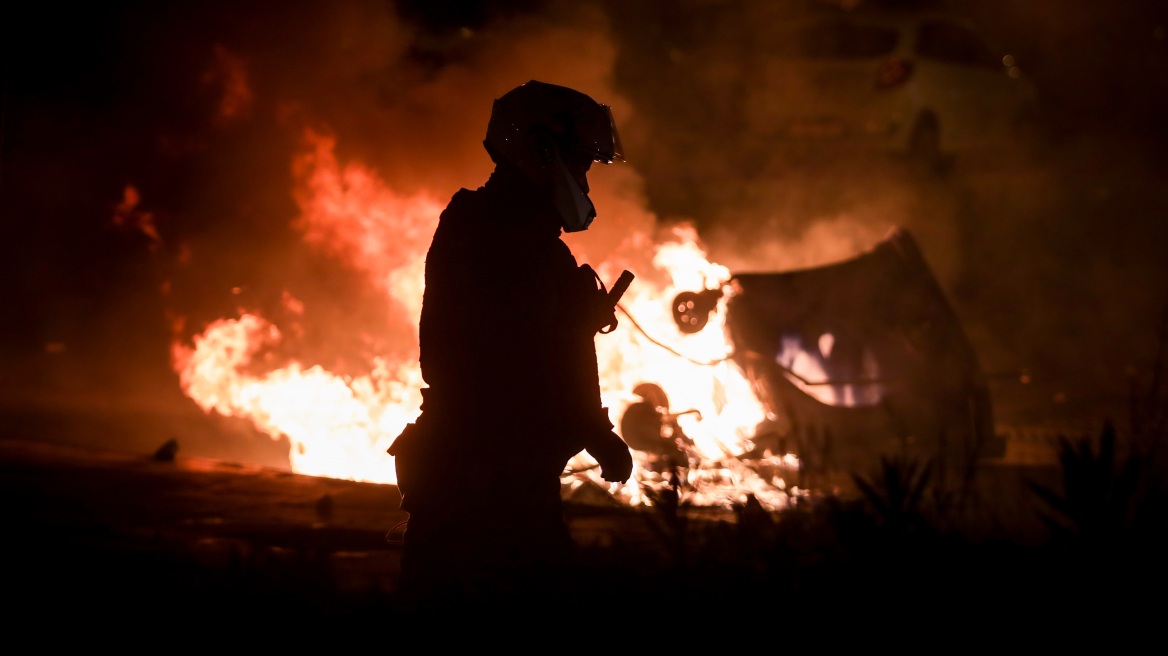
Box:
173;125;802;511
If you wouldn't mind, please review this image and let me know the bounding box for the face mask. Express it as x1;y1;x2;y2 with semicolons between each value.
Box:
549;154;596;233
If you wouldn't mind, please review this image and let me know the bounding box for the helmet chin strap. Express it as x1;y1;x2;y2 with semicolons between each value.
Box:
549;154;596;233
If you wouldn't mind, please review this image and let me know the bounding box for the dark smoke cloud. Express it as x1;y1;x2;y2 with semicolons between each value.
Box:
1;0;1166;462
606;0;1168;431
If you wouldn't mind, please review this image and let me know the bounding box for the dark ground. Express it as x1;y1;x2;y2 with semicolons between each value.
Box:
0;430;693;634
4;423;1165;642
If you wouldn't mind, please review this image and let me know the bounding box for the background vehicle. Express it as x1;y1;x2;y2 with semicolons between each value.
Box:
629;227;1002;491
743;6;1042;171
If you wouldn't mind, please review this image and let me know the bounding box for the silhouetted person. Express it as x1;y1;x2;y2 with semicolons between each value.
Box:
388;80;634;614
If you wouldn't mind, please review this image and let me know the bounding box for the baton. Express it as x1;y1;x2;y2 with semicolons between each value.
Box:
607;270;635;306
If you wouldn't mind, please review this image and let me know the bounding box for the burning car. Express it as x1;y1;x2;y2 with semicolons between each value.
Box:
622;226;1000;493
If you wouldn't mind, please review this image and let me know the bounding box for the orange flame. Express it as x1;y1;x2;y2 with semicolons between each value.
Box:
173;123;803;510
291;126;440;326
171;313;424;482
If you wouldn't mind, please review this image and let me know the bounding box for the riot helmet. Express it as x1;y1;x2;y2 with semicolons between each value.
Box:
483;80;624;232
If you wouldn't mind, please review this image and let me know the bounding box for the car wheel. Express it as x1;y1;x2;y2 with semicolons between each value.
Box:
907;113;947;176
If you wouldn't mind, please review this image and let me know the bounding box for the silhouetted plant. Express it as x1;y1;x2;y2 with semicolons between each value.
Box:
636;477;690;566
1127;302;1168;469
1028;420;1142;545
850;452;938;537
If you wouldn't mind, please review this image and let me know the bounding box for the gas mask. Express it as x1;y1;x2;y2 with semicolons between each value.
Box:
549;152;596;233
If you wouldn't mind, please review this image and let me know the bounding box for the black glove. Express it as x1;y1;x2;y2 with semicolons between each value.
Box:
577;264;620;334
585;430;634;484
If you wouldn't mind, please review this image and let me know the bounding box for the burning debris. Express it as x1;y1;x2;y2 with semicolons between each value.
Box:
722;227;999;487
172;128;988;513
135;2;995;514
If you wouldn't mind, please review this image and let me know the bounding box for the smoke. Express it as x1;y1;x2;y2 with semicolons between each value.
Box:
601;0;1168;431
3;0;1166;462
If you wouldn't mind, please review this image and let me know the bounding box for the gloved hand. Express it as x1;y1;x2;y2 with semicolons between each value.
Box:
585;430;634;483
594;300;619;334
577;264;620;334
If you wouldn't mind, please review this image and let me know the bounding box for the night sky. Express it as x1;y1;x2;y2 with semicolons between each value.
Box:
2;0;1166;465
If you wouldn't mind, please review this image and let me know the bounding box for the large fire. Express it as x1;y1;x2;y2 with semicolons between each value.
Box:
171;125;802;511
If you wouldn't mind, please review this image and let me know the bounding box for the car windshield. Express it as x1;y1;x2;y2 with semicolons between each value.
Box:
773;18;899;60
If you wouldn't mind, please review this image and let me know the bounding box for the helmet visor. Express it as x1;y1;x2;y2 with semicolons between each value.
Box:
574;104;625;164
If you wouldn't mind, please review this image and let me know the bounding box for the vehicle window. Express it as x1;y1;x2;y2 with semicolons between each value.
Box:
773;18;899;59
915;20;1000;68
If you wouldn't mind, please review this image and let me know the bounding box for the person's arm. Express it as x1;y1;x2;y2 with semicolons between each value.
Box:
583;423;633;484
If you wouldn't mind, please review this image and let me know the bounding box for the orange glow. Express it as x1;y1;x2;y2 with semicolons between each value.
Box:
291;126;438;326
173;124;803;511
204;45;254;123
111;184;161;249
172;313;423;483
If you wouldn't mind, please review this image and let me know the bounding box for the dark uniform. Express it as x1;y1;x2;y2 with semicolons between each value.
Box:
389;165;628;611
